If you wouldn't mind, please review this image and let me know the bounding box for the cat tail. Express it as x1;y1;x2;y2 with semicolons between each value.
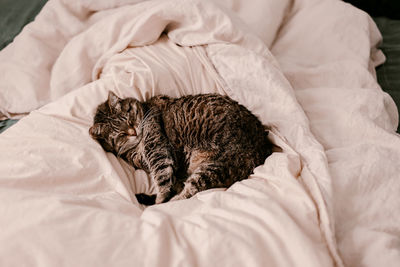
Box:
135;193;157;206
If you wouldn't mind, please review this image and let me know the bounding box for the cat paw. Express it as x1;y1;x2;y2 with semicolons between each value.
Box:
169;194;183;202
155;194;168;204
135;193;156;205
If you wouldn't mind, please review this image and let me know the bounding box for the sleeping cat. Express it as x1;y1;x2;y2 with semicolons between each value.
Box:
89;92;273;205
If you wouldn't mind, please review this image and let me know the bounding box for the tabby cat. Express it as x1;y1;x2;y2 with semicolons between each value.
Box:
89;92;273;205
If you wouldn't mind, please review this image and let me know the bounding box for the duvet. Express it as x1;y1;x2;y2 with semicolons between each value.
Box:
0;0;399;266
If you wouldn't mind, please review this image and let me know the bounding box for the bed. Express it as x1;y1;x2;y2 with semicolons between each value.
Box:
0;0;399;266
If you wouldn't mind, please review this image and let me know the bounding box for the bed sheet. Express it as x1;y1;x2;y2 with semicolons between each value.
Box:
0;0;399;267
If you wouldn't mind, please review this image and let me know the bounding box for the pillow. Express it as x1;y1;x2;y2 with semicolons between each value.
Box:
215;0;291;47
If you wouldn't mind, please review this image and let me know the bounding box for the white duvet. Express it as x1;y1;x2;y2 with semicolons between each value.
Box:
0;0;399;266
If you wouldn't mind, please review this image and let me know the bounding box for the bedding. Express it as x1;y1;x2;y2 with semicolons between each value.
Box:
2;1;400;134
0;0;48;133
0;0;399;267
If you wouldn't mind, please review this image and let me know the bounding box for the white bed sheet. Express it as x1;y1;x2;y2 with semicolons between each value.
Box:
0;0;399;266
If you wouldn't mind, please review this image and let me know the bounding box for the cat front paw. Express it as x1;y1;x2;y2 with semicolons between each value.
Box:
169;194;183;202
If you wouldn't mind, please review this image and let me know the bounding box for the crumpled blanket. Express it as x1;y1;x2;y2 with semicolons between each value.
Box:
0;0;398;266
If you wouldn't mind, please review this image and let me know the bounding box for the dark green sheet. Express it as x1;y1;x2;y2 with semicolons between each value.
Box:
374;17;400;132
0;120;19;134
0;0;48;50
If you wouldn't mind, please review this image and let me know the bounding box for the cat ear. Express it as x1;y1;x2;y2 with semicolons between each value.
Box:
89;123;103;138
107;91;121;110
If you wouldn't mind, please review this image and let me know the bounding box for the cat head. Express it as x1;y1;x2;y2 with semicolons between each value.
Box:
89;91;145;156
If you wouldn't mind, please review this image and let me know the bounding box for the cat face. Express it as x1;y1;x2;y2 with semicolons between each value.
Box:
89;91;144;156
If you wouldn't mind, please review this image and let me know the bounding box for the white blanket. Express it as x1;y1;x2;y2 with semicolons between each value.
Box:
0;0;399;266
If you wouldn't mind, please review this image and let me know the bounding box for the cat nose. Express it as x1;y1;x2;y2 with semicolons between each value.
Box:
127;128;137;136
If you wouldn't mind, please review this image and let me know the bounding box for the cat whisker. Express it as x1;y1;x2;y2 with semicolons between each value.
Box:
118;141;134;157
140;114;160;131
139;108;160;131
142;107;156;122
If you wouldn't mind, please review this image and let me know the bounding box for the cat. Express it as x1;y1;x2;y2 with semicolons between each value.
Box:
89;91;273;205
